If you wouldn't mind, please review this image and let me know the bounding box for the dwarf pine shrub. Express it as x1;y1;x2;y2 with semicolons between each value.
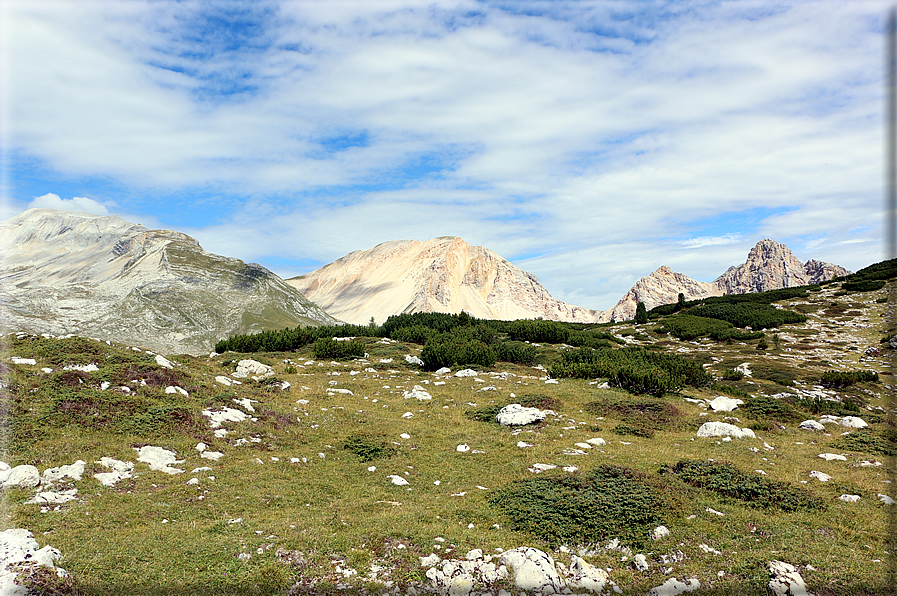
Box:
820;370;879;388
832;428;897;456
312;338;366;360
420;333;496;371
489;465;668;547
507;319;570;344
493;341;538;365
342;434;397;461
668;460;825;512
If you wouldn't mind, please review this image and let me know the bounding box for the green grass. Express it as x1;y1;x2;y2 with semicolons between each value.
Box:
1;294;891;596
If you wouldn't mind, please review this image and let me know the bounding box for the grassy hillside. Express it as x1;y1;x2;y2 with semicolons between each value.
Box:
0;279;893;595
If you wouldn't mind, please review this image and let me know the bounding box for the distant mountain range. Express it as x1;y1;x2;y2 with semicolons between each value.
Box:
290;237;850;325
0;209;850;353
0;209;337;354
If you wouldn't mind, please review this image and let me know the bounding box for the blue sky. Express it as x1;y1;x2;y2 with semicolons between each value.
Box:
0;0;887;310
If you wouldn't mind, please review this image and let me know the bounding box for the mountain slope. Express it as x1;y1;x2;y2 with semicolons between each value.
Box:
0;209;338;354
287;237;602;325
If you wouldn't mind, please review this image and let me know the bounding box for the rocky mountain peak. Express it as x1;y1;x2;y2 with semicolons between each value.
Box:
288;237;600;325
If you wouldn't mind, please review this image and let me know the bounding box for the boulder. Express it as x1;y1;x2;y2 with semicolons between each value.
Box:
567;555;610;592
94;458;134;486
799;420;825;431
403;386;432;401
454;369;478;377
696;422;756;439
817;453;847;461
648;577;701;596
652;525;671;540
498;547;564;595
434;367;452;375
404;354;424;366
767;560;810;596
135;446;184;475
808;471;831;482
1;465;40;489
41;460;86;485
0;529;67;595
496;404;546;426
708;396;743;412
839;416;867;429
232;359;273;379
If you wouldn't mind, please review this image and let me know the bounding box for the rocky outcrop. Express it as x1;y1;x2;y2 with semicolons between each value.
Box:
713;239;848;294
0;209;338;355
288;237;602;325
601;240;848;322
601;265;722;323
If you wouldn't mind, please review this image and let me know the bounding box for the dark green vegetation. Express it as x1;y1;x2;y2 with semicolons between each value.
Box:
488;465;672;548
342;434;397;462
550;347;711;396
584;395;681;432
667;460;825;512
312;337;366;360
819;369;879;388
832;428;897;457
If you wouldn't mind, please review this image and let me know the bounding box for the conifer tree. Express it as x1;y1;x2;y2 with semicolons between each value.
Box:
635;301;648;324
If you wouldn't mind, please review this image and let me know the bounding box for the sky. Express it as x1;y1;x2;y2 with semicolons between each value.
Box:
0;0;889;311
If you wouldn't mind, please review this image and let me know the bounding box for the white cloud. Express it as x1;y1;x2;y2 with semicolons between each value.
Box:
677;234;742;249
27;193;110;216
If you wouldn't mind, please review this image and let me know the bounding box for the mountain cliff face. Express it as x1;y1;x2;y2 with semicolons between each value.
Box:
287;237;602;325
0;209;338;354
605;239;850;320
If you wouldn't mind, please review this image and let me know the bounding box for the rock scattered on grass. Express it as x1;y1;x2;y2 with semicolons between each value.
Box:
696;422;756;439
648;577;701;596
94;458;134;486
135;446;184;475
0;529;68;593
496;404;546;426
767;560;810;596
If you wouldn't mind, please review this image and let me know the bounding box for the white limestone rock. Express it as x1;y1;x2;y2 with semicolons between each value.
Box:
838;494;860;503
434;367;452;375
708;396;743;412
498;547;564;595
648;577;701;596
839;416;867;429
233;359;273;378
387;475;409;486
817;453;847;461
135;446;184;475
0;529;67;595
809;471;831;482
25;488;78;505
1;465;40;489
455;369;478;377
154;355;174;369
799;420;825;431
767;560;811;596
202;407;250;428
403;386;433;401
41;460;86;485
495;404;546;426
404;354;424;366
566;555;610;592
878;494;896;505
696;422;756;439
652;525;671;540
93;458;134;486
528;464;557;473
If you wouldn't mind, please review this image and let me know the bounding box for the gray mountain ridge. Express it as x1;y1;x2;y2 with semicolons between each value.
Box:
0;209;338;355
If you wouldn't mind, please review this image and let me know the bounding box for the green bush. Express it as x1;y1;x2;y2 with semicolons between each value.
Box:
722;368;744;381
493;341;538;365
635;301;648;324
342;434;397;461
612;424;654;438
507;319;570;344
668;459;825;512
312;338;366;360
842;258;897;283
820;370;879;388
420;333;496;371
842;280;886;292
686;303;807;330
710;383;750;398
488;465;669;547
662;315;734;341
585;396;680;430
740;396;801;423
794;395;860;415
832;429;897;456
550;347;711;396
390;324;434;345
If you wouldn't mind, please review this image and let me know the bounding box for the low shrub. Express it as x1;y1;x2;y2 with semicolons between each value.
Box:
493;341;538;365
390;324;434;345
794;396;860;415
507;319;570;344
420;333;496;371
668;459;825;511
312;338;366;360
488;465;669;547
342;434;397;461
842;280;886;293
710;383;751;398
612;424;654;438
550;347;711;396
740;396;801;423
686;303;807;330
832;429;897;456
820;370;879;388
722;368;745;381
662;315;733;341
585;396;680;430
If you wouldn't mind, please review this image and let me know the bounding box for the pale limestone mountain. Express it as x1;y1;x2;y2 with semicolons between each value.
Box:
0;209;338;355
713;239;851;294
287;237;602;325
600;266;723;323
604;239;850;321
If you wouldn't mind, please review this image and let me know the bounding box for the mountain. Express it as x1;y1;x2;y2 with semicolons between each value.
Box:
287;237;602;325
605;239;850;320
294;237;849;325
0;209;338;355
